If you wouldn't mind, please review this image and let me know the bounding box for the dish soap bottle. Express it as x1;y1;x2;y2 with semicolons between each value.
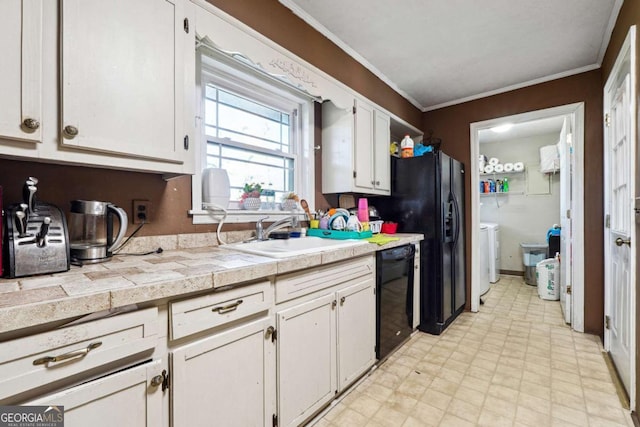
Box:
400;135;414;158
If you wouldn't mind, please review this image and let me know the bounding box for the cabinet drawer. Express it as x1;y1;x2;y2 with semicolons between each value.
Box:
275;256;374;304
0;307;158;403
170;280;273;340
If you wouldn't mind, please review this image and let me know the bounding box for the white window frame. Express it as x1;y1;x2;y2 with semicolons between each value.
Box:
190;50;315;224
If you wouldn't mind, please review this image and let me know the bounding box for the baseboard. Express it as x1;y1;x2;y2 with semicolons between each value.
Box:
602;350;631;410
500;269;524;276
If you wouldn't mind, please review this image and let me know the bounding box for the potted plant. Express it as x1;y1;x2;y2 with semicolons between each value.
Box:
281;192;299;211
241;182;263;210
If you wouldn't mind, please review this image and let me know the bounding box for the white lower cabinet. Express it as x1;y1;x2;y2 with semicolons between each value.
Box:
276;263;375;427
170;316;276;427
336;280;376;391
28;359;164;427
277;294;337;427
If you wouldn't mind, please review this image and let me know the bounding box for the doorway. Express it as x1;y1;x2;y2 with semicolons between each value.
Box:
469;103;585;331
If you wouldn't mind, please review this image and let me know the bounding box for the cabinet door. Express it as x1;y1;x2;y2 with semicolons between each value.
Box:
60;0;185;163
353;99;374;191
171;317;275;427
277;294;336;427
336;279;375;391
373;109;391;193
0;0;42;143
28;360;163;427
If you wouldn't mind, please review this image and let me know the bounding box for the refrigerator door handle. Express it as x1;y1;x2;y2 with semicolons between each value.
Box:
451;192;461;248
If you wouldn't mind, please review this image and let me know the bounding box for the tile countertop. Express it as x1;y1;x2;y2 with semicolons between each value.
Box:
0;233;422;335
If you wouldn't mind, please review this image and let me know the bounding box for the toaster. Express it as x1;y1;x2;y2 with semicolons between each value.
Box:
3;201;70;278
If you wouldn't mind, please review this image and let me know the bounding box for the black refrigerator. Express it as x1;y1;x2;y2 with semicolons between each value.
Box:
374;152;466;335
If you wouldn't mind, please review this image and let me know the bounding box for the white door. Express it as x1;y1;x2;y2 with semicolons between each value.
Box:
373;108;391;192
171;317;275;427
604;25;636;403
0;0;42;143
336;280;375;391
353;99;374;191
60;0;184;162
29;360;163;427
277;294;336;427
558;117;572;324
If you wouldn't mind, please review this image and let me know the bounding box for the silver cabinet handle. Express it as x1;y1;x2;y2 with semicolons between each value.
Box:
340;296;346;306
212;299;243;314
22;118;40;130
332;300;337;309
33;341;102;365
63;125;78;138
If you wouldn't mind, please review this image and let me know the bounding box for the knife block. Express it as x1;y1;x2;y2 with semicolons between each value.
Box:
3;202;70;278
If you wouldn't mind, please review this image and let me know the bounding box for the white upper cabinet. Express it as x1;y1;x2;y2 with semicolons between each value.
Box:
0;0;195;175
322;98;391;195
0;0;43;144
60;0;186;163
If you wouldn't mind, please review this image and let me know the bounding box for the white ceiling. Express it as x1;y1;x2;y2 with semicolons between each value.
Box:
279;0;622;112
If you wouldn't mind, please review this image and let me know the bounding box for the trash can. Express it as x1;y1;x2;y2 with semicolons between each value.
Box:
520;243;548;285
536;258;560;300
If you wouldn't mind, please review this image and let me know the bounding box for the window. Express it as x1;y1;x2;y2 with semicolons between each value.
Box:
192;49;315;223
203;83;296;202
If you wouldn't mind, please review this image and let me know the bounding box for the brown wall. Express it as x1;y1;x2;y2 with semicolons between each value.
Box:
0;0;421;237
601;0;640;415
422;70;604;335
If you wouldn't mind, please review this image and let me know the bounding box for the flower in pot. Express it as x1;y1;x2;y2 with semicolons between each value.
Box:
241;182;263;210
281;192;299;211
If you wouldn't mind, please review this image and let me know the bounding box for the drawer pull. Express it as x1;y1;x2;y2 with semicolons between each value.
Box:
211;299;243;314
33;341;102;366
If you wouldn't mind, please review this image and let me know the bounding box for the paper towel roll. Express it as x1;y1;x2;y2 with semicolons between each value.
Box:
513;162;524;172
494;164;504;173
483;164;495;174
504;163;514;172
488;157;499;166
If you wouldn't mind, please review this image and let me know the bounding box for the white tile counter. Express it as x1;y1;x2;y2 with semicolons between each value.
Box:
0;233;422;335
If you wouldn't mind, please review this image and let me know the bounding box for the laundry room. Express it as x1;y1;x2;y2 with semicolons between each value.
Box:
478;116;565;299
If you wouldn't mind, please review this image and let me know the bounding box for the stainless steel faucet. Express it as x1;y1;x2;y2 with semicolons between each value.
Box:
256;216;298;240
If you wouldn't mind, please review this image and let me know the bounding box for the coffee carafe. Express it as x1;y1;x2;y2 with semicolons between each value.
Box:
69;200;128;263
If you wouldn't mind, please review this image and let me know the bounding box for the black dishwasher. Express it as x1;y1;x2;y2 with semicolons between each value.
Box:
376;244;415;361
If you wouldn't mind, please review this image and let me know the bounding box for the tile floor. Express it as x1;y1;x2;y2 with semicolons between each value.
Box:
313;275;633;427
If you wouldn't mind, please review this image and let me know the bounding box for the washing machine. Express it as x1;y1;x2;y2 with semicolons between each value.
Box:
481;222;501;283
479;224;490;295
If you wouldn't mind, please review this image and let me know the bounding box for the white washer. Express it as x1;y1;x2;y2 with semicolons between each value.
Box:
479;224;490;295
481;222;501;283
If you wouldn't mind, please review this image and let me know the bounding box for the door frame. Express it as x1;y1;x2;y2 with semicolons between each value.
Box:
469;103;585;331
603;24;636;410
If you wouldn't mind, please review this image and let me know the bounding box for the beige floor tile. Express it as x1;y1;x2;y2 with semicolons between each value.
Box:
385;393;418;415
440;413;476;427
454;384;486;408
410;401;445;426
371;404;408;426
420;388;453;411
348;394;383;418
519;380;552;401
395;378;429;400
332;408;369;427
477;408;514;427
515;405;552;426
446;398;482;423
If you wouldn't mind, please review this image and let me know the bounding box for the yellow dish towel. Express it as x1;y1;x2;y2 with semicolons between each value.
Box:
366;234;400;246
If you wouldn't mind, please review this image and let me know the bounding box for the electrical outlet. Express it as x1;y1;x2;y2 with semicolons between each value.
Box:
133;200;151;224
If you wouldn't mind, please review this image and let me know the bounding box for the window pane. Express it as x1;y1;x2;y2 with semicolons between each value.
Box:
207;141;294;200
202;80;298;209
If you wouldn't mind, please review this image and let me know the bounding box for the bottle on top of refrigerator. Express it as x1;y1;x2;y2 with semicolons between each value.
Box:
400;135;414;158
503;177;509;192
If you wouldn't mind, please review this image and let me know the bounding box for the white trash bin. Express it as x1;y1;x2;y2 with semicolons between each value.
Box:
536;258;560;300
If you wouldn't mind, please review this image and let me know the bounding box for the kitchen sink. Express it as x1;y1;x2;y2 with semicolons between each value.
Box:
224;236;368;258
